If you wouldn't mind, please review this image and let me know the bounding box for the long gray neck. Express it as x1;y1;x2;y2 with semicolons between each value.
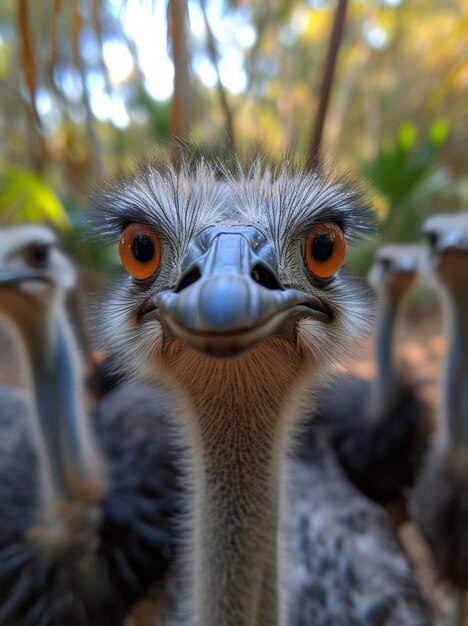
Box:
195;399;281;626
439;291;468;449
10;297;104;514
370;291;405;419
162;342;309;626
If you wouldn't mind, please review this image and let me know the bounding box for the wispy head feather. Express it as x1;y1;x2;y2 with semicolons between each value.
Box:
89;147;375;385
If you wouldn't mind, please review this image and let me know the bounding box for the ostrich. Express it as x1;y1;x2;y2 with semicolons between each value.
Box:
297;243;429;506
410;212;468;618
0;224;180;626
93;154;432;626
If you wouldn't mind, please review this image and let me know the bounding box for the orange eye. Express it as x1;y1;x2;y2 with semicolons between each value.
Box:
119;223;161;280
305;223;346;279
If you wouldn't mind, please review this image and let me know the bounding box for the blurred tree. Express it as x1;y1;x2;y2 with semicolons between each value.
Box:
200;0;236;151
308;0;348;167
0;0;463;261
168;0;191;154
7;0;131;194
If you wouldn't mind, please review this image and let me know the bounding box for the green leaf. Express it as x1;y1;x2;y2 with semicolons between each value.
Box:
362;118;453;243
0;169;71;230
429;118;450;146
398;122;417;151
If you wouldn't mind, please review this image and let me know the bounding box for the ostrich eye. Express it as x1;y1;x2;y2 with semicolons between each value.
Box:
28;244;50;268
132;234;154;262
379;257;391;272
305;223;346;279
119;223;161;280
424;231;438;249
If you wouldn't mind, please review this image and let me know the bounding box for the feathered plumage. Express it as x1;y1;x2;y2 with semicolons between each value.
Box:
0;382;180;626
298;378;429;505
411;447;468;588
288;430;431;626
0;225;181;626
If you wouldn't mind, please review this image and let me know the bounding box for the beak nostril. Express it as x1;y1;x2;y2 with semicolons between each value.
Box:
175;267;202;293
251;264;282;291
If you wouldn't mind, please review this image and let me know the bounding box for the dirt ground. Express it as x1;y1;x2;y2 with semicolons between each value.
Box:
0;302;462;626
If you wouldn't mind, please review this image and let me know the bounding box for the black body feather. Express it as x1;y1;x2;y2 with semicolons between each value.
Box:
410;447;468;588
296;375;429;505
0;383;180;626
289;430;433;625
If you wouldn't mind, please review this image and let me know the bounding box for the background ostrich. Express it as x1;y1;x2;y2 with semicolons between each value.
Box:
0;224;180;626
297;243;429;507
94;154;432;626
410;212;468;620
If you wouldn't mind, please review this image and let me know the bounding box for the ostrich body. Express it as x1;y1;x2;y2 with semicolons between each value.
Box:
298;244;429;505
95;155;431;626
410;212;468;589
0;225;179;626
286;435;431;626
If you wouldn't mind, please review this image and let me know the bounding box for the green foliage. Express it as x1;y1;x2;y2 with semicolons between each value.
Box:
0;169;119;272
344;118;453;274
0;169;71;230
62;200;121;273
1;0;465;280
429;118;450;146
64;227;120;274
362;118;452;243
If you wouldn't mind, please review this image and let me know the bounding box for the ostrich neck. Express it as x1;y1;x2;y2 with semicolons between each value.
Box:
197;398;281;626
162;340;309;626
8;299;104;512
370;291;404;418
439;291;468;449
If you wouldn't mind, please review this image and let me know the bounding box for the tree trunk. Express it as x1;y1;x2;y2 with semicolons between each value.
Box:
308;0;349;168
168;0;191;154
200;0;236;152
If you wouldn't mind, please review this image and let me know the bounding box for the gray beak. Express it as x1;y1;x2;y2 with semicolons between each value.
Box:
396;255;419;273
438;230;467;252
146;227;329;357
0;272;50;287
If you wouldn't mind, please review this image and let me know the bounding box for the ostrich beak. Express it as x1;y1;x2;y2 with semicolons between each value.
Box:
146;228;329;357
437;230;468;253
395;255;419;274
0;272;50;286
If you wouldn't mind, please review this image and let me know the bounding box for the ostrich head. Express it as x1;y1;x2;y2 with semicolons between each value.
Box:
96;157;372;380
93;154;373;626
421;212;468;292
0;224;75;325
368;243;422;301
